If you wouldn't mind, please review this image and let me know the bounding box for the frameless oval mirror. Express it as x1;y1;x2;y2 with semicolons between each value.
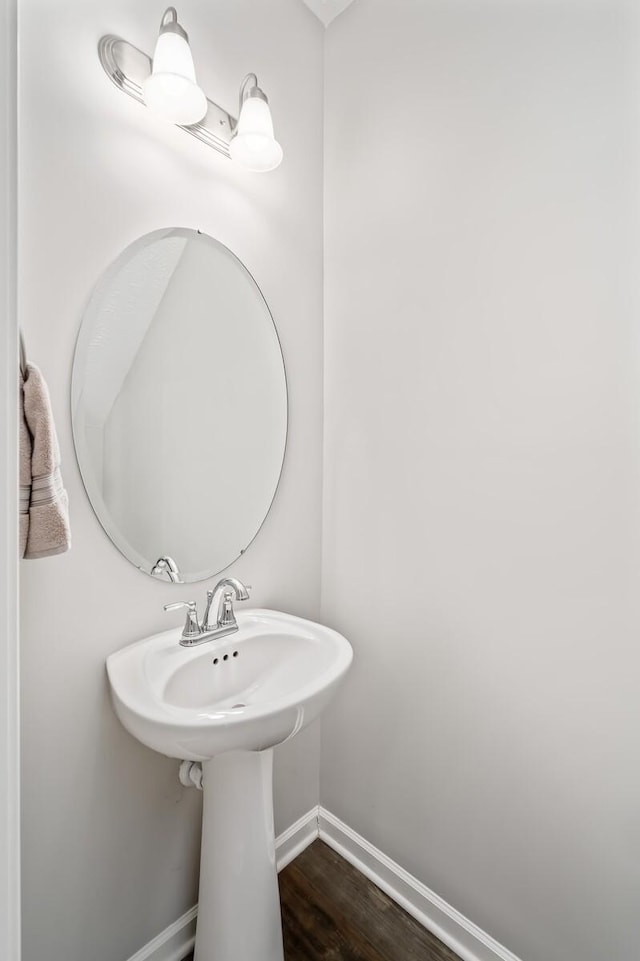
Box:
71;228;287;583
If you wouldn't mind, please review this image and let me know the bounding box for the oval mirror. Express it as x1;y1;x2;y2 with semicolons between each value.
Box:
71;228;287;583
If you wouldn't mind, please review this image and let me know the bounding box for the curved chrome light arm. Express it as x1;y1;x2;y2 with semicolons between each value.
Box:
238;73;268;113
158;6;188;42
239;73;257;105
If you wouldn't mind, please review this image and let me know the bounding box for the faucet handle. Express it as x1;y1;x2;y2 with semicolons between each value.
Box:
163;601;202;640
219;591;236;627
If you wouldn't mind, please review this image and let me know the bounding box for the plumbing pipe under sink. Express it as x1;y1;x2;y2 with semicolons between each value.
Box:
179;760;203;790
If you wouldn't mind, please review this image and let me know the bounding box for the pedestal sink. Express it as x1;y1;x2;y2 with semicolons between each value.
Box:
106;609;353;961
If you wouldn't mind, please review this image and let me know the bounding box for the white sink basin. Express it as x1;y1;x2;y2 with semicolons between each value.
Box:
106;607;353;961
107;609;352;761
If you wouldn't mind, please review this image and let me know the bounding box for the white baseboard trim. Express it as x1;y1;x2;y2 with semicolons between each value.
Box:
125;807;319;961
125;906;198;961
318;807;522;961
276;805;319;871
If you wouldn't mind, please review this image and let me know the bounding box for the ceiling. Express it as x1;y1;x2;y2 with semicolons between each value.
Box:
300;0;356;27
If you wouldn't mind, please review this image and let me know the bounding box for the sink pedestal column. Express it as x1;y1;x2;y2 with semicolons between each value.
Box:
195;749;284;961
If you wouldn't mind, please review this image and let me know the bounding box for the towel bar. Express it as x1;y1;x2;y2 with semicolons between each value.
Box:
19;330;27;378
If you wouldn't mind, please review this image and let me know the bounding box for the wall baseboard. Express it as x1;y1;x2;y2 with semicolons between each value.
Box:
276;805;319;871
126;804;521;961
318;807;522;961
125;906;198;961
124;807;319;961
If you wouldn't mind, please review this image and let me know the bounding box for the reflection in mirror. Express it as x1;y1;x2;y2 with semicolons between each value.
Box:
72;228;287;582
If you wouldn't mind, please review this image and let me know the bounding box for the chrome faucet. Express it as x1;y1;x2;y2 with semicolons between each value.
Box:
203;578;251;633
164;577;251;647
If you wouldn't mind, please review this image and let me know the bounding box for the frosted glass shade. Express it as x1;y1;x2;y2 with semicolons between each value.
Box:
230;96;283;172
143;31;207;126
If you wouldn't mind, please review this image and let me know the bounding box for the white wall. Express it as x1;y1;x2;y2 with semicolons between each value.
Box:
18;2;324;960
0;1;19;960
322;2;640;960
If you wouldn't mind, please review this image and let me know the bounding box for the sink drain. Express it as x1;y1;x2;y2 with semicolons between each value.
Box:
232;703;246;709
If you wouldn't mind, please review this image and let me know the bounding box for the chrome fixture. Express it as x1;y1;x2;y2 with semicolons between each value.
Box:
19;330;27;378
98;8;283;171
151;555;183;582
163;600;201;640
164;578;251;646
202;578;251;633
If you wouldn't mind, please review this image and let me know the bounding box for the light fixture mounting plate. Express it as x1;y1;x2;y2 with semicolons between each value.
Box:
98;35;237;159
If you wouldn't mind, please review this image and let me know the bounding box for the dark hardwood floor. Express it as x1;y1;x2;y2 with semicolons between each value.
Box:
185;840;460;961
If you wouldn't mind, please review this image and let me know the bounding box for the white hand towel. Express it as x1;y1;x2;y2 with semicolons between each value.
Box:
22;363;71;559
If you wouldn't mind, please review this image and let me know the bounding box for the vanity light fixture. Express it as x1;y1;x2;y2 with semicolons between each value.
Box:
142;7;207;126
98;8;283;172
229;74;283;173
